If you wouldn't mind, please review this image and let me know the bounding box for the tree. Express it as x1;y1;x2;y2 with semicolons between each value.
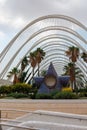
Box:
29;48;45;78
63;63;85;89
41;70;47;76
65;46;80;90
81;52;87;63
29;52;37;78
63;62;75;89
35;48;45;76
21;56;29;71
7;67;20;84
19;56;29;82
65;46;79;62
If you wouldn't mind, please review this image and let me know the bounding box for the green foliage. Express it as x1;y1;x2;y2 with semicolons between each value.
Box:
35;91;79;99
81;52;87;62
0;85;7;94
53;91;78;99
77;87;87;98
50;90;59;96
28;83;38;99
78;87;87;92
41;70;47;76
35;93;52;99
0;83;87;99
7;93;28;98
12;83;32;94
0;83;32;95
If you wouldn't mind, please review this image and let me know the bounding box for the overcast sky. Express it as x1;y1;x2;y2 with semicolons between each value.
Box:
0;0;87;53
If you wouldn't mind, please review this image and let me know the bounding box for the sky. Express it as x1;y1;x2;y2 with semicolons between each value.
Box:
0;0;87;53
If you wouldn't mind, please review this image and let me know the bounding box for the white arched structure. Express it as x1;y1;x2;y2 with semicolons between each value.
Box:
0;14;87;81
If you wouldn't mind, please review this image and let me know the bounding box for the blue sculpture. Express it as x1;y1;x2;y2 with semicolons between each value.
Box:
34;62;70;94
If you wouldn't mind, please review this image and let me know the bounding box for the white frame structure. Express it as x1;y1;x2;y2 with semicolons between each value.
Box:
0;15;87;81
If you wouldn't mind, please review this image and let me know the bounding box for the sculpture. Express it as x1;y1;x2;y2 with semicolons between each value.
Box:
34;62;70;94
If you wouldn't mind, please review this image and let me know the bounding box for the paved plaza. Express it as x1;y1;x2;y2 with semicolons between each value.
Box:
0;100;87;130
0;99;87;119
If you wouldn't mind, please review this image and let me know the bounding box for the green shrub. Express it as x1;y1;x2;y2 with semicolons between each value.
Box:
79;92;87;97
7;93;28;98
35;93;52;99
29;89;38;99
78;87;87;93
0;83;32;96
53;91;78;99
50;90;59;96
0;86;7;94
12;83;32;94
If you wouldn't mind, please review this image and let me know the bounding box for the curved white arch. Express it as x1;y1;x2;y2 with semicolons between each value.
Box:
0;14;87;80
0;25;87;62
42;50;86;74
0;34;87;79
0;15;87;62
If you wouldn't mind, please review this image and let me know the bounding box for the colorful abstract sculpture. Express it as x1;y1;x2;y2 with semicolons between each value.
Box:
34;62;70;94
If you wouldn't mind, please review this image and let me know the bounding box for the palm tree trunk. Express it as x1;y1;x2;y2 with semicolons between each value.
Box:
38;63;40;76
32;67;34;78
73;63;77;91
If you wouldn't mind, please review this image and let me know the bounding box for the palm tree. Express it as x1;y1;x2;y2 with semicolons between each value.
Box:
21;56;29;71
19;56;29;82
65;46;80;90
81;52;87;63
29;52;37;78
41;70;47;76
63;63;85;89
75;67;86;89
65;46;79;62
7;67;20;84
63;62;75;89
35;48;45;76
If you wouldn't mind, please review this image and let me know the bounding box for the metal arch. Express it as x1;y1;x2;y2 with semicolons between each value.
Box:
33;60;68;74
7;42;83;81
27;59;68;82
40;58;86;79
0;14;87;60
43;48;86;72
40;55;87;78
41;42;87;72
25;59;69;82
41;41;71;48
28;26;87;44
0;25;87;66
41;40;86;52
41;51;86;76
40;60;87;81
44;52;86;74
0;25;87;62
40;60;86;81
1;34;87;78
40;58;67;70
0;27;86;70
0;34;81;75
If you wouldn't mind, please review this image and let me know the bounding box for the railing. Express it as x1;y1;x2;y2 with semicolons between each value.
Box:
0;109;87;130
0;123;40;130
0;109;33;119
0;109;41;130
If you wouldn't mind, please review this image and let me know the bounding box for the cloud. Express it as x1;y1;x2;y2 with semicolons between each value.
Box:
11;17;27;29
0;0;87;53
0;0;7;5
0;31;5;38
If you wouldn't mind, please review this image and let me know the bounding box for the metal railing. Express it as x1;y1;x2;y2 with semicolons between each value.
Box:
0;109;41;130
0;123;40;130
